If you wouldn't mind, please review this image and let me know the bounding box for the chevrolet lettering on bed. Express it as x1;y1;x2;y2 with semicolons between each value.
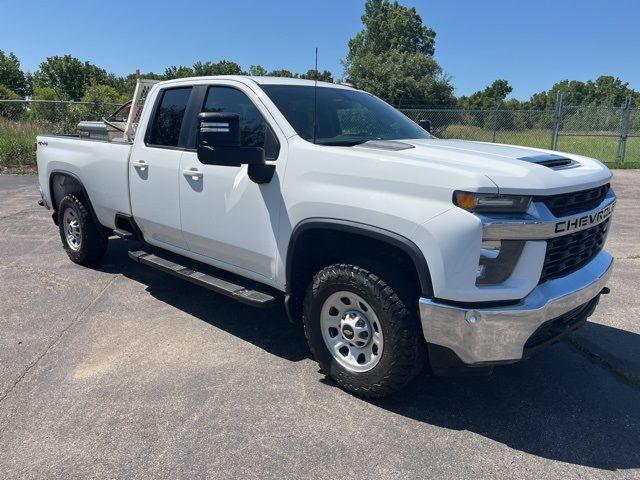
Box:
34;75;615;398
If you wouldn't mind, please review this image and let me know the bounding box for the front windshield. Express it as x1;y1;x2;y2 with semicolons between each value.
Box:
261;85;430;146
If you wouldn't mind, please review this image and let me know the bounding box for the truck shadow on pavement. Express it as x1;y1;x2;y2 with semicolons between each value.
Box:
367;350;640;471
101;239;640;472
100;239;311;363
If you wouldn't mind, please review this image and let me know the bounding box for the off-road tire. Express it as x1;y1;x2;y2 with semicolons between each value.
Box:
58;193;108;267
303;263;426;398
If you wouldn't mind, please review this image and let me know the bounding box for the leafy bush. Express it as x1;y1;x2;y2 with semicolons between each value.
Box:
29;86;68;123
0;85;25;119
80;84;127;121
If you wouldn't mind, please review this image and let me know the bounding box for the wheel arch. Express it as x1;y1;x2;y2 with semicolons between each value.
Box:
284;218;434;322
49;170;99;225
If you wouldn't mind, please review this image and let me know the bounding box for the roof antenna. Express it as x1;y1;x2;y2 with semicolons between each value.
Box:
313;47;318;144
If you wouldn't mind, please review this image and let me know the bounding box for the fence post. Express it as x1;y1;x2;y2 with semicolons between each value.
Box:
491;105;499;143
616;96;632;163
550;92;563;150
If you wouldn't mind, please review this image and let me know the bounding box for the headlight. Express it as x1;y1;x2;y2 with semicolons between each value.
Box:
453;191;531;213
476;240;526;285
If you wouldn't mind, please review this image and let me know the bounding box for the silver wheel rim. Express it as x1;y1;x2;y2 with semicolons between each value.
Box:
63;208;81;251
320;291;384;373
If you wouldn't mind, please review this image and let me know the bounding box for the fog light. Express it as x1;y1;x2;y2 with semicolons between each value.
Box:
476;240;526;285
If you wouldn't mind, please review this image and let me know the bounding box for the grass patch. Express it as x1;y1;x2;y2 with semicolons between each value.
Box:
604;162;640;169
440;125;640;166
0;119;40;168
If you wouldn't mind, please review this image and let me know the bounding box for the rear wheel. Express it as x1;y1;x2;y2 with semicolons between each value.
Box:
303;263;425;398
58;193;108;267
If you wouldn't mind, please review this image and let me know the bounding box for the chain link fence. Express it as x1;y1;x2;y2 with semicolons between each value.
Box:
551;95;639;163
401;107;556;149
0;96;639;169
400;95;639;163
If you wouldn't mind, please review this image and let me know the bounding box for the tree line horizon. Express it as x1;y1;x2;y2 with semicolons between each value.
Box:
1;0;638;111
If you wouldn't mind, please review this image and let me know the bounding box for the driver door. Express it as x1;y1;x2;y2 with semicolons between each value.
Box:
179;83;284;281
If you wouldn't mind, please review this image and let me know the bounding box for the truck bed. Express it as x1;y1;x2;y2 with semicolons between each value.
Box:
36;134;133;228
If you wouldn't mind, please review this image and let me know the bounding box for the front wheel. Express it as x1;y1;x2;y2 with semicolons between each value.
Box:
58;193;108;267
303;263;425;398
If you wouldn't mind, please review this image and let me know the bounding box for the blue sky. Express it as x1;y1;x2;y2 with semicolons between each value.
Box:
1;0;638;99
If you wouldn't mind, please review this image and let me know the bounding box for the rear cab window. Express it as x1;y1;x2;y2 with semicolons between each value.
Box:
146;87;193;148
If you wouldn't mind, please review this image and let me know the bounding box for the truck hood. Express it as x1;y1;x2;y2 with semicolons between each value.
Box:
354;138;612;195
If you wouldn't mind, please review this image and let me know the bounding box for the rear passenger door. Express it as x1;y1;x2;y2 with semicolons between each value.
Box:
129;86;193;250
179;83;284;281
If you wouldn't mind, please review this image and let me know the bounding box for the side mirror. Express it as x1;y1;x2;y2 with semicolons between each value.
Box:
196;112;274;183
419;119;432;134
197;112;263;167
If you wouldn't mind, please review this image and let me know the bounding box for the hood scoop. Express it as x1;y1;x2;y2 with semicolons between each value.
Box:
358;140;415;151
518;153;578;170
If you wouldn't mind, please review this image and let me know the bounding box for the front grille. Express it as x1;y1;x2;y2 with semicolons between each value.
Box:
540;183;610;217
540;218;610;283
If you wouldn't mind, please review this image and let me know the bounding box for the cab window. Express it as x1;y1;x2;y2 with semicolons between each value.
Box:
147;87;192;148
202;86;279;160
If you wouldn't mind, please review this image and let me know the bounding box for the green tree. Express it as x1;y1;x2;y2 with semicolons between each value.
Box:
248;65;268;76
30;86;67;122
537;79;590;108
24;72;34;97
0;84;24;118
299;69;334;82
163;60;245;79
347;0;435;58
163;65;195;79
118;71;164;97
81;84;127;120
83;63;121;90
267;69;297;78
0;50;28;97
527;91;549;110
344;0;454;105
193;60;244;76
33;55;110;101
527;76;640;108
458;79;513;109
587;76;636;106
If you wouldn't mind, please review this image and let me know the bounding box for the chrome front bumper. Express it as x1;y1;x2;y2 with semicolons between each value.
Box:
419;251;613;365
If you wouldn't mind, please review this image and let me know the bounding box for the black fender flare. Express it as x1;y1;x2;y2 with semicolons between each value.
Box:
49;170;100;226
285;218;433;297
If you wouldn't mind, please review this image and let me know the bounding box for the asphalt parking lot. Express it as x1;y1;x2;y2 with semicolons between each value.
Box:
1;173;639;479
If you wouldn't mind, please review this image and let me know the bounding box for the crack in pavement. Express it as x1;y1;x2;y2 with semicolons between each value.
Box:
569;336;640;390
0;274;120;411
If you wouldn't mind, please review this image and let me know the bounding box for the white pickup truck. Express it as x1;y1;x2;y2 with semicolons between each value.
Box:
36;76;615;397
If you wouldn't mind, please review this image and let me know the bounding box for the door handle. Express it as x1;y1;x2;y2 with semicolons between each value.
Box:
183;168;203;180
133;160;148;171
